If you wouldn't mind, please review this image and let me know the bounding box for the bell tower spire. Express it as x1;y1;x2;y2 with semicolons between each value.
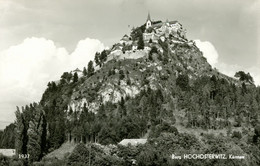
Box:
147;12;151;21
146;12;152;29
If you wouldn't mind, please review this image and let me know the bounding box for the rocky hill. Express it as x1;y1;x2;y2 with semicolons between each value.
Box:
65;17;238;115
1;15;260;165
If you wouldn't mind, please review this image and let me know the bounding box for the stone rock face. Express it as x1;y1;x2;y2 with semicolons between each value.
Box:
65;18;236;114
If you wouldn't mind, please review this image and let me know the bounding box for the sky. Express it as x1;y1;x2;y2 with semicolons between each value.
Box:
0;0;259;129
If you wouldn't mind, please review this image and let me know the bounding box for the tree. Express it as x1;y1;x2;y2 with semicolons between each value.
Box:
137;35;144;50
83;67;87;76
126;78;131;85
15;107;27;155
235;71;254;84
242;82;247;95
94;52;101;67
150;46;158;55
163;52;169;65
108;70;113;76
210;75;217;99
67;143;90;165
61;72;72;83
148;52;153;61
0;123;15;149
87;60;95;77
99;125;119;145
176;73;189;91
253;125;260;143
130;27;144;41
97;104;106;120
119;97;126;116
119;70;125;80
100;50;107;64
158;53;162;61
27;106;46;163
231;131;242;139
73;72;78;83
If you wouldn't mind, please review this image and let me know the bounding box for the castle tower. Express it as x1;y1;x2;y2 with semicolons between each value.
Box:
146;12;152;29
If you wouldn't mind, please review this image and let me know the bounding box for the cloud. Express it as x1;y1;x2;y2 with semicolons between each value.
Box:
215;63;260;86
248;67;260;86
0;37;104;128
194;40;219;67
70;38;105;69
194;39;260;86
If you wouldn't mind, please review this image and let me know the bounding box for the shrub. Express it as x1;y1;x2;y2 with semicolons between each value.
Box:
33;158;66;166
127;78;131;85
232;131;242;139
119;70;125;80
176;73;189;91
67;143;89;165
150;46;158;55
0;154;9;166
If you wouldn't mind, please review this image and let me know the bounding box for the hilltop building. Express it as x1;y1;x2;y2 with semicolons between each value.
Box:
72;68;83;77
73;68;82;74
109;13;189;59
143;13;187;42
120;34;132;45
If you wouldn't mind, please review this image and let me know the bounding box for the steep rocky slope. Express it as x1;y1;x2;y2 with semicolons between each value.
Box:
67;37;236;114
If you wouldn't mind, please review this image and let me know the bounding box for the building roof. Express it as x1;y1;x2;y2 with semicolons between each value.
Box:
73;68;82;73
151;20;180;29
114;45;122;50
121;34;131;42
123;34;129;38
152;22;163;28
119;139;147;146
117;43;124;47
121;38;130;42
0;149;16;157
169;21;181;25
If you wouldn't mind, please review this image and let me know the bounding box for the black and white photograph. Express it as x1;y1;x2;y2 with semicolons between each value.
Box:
0;0;259;165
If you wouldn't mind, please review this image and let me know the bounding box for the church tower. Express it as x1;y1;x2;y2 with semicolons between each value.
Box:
146;12;152;29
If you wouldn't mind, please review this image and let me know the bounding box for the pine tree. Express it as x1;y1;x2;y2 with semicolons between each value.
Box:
148;52;153;61
87;60;95;77
97;104;106;119
27;106;45;163
94;52;100;67
234;71;254;84
120;97;126;116
73;72;78;83
137;35;144;50
83;67;87;76
15;106;25;155
100;50;107;64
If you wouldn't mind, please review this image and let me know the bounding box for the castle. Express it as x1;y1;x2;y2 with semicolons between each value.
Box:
143;13;187;43
110;13;189;56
